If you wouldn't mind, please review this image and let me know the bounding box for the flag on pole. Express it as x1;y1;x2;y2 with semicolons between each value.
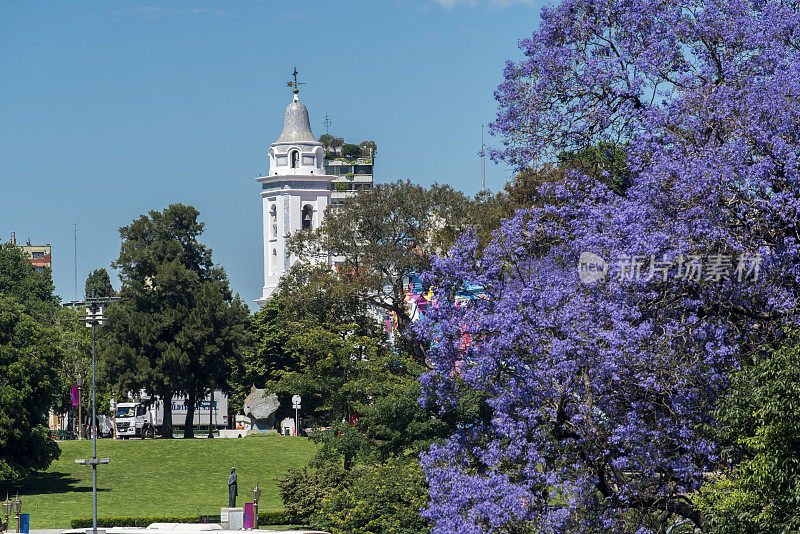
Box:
71;386;80;406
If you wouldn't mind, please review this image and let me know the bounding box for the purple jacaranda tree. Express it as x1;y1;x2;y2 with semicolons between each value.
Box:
416;1;800;532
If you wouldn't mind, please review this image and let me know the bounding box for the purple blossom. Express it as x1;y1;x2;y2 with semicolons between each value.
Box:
418;1;800;531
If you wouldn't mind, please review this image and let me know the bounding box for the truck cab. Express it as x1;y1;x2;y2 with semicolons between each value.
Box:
115;402;149;438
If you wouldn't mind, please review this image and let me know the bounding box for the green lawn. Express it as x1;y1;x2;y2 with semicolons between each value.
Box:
16;434;318;529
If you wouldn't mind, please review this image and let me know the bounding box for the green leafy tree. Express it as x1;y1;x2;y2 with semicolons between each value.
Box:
52;306;92;436
0;297;62;484
102;204;250;438
699;331;800;533
85;268;116;298
290;180;484;363
0;243;57;318
319;134;334;151
358;140;377;156
0;244;62;484
264;264;387;429
247;263;449;466
340;143;362;159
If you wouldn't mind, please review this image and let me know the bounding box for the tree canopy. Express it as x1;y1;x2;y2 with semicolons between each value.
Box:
85;268;116;298
290;180;491;362
699;331;800;533
102;204;250;438
418;1;800;532
0;243;62;484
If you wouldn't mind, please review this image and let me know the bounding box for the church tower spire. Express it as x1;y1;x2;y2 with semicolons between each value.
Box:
255;72;333;306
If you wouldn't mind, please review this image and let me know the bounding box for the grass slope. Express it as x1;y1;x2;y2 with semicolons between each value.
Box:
16;434;317;529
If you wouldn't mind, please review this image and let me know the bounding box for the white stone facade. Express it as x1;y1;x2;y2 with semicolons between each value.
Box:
256;94;333;306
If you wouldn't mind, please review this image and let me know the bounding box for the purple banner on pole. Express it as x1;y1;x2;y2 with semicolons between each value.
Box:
243;503;254;529
71;386;80;406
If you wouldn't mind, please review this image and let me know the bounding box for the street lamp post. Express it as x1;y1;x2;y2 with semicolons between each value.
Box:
77;374;84;440
63;294;120;534
2;495;11;533
11;495;21;534
252;484;261;530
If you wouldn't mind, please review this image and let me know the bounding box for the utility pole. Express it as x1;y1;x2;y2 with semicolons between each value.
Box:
481;125;486;191
73;223;78;301
63;293;120;534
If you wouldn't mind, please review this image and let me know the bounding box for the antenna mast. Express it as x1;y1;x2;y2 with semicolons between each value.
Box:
73;223;78;300
481;125;486;191
324;114;332;135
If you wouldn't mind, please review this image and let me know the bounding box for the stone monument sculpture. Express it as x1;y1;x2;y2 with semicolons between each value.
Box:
243;386;280;432
228;467;238;508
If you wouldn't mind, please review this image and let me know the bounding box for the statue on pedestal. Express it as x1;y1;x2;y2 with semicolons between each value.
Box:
228;467;238;508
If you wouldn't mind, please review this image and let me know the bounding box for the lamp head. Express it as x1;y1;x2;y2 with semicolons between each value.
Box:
2;495;11;516
11;494;21;514
252;483;261;503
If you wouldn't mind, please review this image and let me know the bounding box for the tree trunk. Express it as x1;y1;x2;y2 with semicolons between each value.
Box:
183;390;196;438
162;393;174;439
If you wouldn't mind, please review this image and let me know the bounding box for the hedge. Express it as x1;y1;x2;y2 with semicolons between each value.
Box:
71;511;288;528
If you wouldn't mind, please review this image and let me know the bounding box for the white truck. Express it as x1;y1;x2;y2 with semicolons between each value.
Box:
115;391;228;438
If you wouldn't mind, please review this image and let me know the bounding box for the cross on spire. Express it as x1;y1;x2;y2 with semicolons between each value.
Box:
287;67;306;95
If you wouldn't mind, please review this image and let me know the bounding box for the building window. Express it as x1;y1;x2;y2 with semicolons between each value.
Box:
290;150;300;168
32;252;45;259
302;205;313;230
270;204;278;237
272;249;278;268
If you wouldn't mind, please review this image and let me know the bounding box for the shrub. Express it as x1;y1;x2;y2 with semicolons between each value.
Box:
275;465;354;524
258;510;287;524
313;461;430;534
71;512;287;528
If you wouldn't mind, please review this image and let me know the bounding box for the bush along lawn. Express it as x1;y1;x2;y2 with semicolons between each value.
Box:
70;510;288;528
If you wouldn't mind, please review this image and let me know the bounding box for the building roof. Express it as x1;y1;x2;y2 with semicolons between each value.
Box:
274;95;320;145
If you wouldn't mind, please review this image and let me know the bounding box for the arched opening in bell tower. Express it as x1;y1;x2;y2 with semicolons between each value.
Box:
302;205;313;230
290;150;300;168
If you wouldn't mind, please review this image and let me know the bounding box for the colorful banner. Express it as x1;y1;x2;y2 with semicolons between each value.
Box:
71;386;80;406
243;503;254;529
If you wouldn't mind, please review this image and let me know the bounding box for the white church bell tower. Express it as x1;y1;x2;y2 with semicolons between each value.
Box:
256;71;333;306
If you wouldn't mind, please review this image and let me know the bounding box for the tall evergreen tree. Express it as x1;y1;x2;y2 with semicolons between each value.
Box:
0;243;62;484
85;268;116;298
102;204;250;438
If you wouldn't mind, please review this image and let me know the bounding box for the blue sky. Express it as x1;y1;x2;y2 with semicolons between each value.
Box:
1;0;547;306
